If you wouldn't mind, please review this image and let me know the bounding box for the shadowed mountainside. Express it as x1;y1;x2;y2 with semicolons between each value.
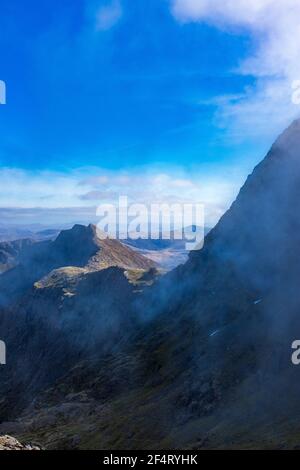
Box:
0;239;34;274
0;225;157;421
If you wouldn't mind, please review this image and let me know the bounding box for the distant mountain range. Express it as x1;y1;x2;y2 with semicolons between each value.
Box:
1;121;300;449
0;226;61;242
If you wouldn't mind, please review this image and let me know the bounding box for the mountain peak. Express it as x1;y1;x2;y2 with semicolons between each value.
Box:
186;118;300;290
268;118;300;162
52;223;156;271
55;223;97;243
0;223;155;305
273;119;300;151
53;224;100;267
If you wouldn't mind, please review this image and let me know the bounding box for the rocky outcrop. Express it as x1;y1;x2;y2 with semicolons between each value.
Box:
0;435;40;450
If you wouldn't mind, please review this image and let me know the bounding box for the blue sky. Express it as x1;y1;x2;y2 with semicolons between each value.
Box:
0;0;299;227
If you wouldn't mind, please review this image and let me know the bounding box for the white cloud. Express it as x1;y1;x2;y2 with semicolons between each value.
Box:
171;0;300;140
0;166;243;228
95;0;122;31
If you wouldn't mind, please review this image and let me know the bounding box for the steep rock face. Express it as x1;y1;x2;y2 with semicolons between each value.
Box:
48;224;101;267
188;119;300;289
147;119;300;447
138;119;300;342
168;119;300;378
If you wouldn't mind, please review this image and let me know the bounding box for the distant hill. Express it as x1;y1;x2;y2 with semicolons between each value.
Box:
0;226;60;242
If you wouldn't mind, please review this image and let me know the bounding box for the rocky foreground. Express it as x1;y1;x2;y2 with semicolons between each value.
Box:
0;435;40;450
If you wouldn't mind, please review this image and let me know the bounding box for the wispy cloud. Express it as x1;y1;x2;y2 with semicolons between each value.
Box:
171;0;300;140
95;0;122;31
0;166;243;228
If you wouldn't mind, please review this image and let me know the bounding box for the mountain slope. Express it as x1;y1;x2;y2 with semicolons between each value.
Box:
0;239;34;273
0;224;156;421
